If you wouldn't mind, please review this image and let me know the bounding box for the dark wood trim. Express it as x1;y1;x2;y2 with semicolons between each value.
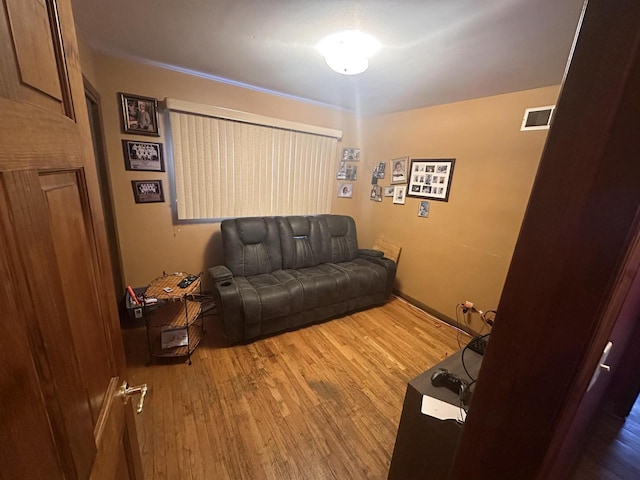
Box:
608;314;640;418
451;1;640;478
46;0;74;119
83;75;125;304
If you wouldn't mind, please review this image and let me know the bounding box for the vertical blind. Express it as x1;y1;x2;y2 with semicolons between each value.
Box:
167;101;341;220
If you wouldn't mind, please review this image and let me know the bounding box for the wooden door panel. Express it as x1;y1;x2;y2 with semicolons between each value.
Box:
5;0;62;100
0;98;83;169
4;169;97;478
40;170;115;422
0;184;65;480
0;0;143;477
3;0;73;116
90;377;142;480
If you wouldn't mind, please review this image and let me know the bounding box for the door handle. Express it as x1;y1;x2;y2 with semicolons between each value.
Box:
120;381;148;414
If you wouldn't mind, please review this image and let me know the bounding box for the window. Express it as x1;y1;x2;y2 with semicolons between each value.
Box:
166;99;342;220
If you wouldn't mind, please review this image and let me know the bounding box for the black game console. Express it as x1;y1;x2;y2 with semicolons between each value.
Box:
430;368;471;404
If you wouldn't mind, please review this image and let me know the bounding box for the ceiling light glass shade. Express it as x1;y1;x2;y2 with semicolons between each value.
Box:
325;54;369;75
316;30;381;75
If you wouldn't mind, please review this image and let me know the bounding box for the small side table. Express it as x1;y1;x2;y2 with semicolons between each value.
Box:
143;272;205;365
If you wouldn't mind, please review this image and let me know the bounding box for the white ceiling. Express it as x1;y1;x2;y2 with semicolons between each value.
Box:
71;0;586;116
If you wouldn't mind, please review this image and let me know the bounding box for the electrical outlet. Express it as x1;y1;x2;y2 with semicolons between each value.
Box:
134;307;143;319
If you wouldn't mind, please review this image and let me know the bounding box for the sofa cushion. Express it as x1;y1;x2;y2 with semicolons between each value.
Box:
222;217;283;276
330;258;388;297
277;216;327;269
286;264;352;309
319;214;359;263
235;270;304;337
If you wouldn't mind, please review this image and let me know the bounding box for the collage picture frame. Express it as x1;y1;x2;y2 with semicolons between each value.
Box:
407;158;455;202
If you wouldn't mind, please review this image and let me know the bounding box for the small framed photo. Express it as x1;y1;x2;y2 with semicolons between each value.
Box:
418;201;430;217
119;92;160;136
390;156;409;184
393;185;407;204
370;184;382;202
161;326;188;349
374;162;386;179
337;162;357;180
341;147;360;162
337;161;347;179
407;158;456;202
132;180;165;203
383;185;395;197
122;140;164;172
337;182;353;198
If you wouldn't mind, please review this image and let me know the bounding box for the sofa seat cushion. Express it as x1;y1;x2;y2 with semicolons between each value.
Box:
286;264;353;309
236;271;304;325
330;258;389;297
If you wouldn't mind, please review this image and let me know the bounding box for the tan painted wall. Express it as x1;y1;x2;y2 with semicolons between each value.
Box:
336;87;559;331
76;34;99;87
80;48;556;330
89;52;359;290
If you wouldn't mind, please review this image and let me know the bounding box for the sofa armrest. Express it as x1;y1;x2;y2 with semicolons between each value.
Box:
356;254;398;299
209;265;233;283
357;248;384;258
207;265;244;343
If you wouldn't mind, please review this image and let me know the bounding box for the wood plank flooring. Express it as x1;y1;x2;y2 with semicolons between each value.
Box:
122;296;468;480
571;395;640;480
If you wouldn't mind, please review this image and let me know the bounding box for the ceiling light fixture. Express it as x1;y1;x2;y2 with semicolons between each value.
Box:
316;30;381;76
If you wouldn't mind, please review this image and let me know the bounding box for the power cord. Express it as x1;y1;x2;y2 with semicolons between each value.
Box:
460;332;491;383
455;303;471;349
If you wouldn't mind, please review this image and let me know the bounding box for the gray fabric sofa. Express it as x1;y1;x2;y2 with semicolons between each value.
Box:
209;214;397;344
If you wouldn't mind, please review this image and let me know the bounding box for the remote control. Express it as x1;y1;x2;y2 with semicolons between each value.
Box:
177;274;198;288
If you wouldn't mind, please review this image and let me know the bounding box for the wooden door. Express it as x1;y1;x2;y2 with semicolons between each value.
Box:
451;1;640;478
0;0;142;479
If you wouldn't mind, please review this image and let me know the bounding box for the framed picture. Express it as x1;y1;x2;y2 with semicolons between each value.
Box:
337;182;353;198
337;161;347;179
161;326;188;349
393;185;407;204
374;161;386;179
119;92;160;136
407;158;456;202
370;184;382;202
390;156;409;184
341;147;360;162
345;164;357;180
122;140;164;171
418;201;430;217
383;185;395;197
131;180;165;203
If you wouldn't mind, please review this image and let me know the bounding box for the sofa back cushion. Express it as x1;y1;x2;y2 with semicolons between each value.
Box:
277;216;328;269
222;217;283;276
319;215;358;263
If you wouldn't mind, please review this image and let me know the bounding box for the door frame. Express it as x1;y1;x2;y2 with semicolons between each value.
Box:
84;77;125;304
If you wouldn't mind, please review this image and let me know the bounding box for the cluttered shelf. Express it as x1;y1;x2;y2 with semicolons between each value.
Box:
128;272;205;365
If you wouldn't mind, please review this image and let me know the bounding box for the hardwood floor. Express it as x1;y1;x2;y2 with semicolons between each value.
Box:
122;296;468;479
571;395;640;480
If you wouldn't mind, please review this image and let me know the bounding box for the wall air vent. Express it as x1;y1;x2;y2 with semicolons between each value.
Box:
521;105;555;131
